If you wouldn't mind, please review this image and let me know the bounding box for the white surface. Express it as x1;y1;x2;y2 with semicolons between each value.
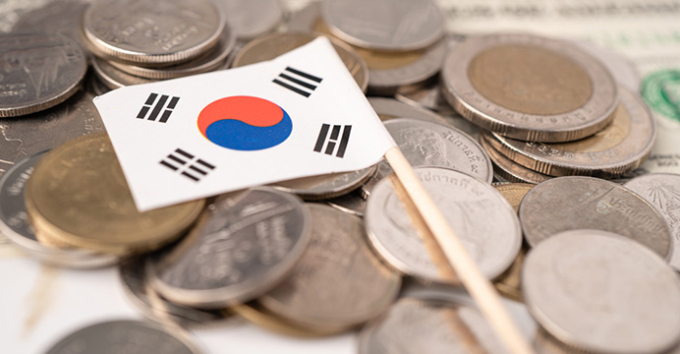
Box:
95;37;395;212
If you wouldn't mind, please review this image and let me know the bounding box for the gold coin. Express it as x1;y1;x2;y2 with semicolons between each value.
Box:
313;20;423;70
231;302;339;337
494;183;534;213
232;32;369;92
25;133;205;255
493;246;527;302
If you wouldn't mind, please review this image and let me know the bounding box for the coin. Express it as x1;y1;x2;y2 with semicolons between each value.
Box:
574;40;641;93
395;79;458;116
258;203;401;332
358;298;507;354
369;96;479;139
285;1;320;33
232;302;338;337
82;0;225;66
442;33;619;142
0;152;117;268
119;257;234;327
494;183;534;213
480;136;552;185
12;1;89;54
321;0;445;51
0;91;104;177
107;24;237;80
361;118;492;197
92;56;156;89
0;33;87;117
519;176;672;258
365;167;522;284
326;190;366;217
85;73;110;96
148;188;310;308
485;87;656;177
232;32;369;92
272;165;376;200
218;0;284;41
624;174;680;272
523;230;680;353
493;247;526;303
45;320;202;354
369;97;446;124
25;132;205;254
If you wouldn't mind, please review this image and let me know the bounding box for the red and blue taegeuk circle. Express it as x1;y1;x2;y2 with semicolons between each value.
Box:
197;96;292;151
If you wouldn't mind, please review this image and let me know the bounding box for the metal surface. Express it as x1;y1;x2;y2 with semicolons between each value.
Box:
365;167;522;283
0;33;86;117
519;176;672;258
0;91;105;177
359;297;507;354
523;230;680;353
321;0;445;51
624;173;680;272
480;135;552;185
148;188;310;308
82;0;225;65
485;87;656;177
0;152;117;268
259;203;401;331
219;0;284;40
273;165;376;200
44;320;202;354
442;33;619;142
25;133;205;254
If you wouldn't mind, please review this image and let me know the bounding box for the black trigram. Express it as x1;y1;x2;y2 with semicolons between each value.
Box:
160;148;215;182
314;124;351;158
273;67;323;98
137;93;180;123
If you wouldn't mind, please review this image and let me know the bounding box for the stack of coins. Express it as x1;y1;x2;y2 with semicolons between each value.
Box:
81;0;234;90
7;1;680;353
440;33;656;183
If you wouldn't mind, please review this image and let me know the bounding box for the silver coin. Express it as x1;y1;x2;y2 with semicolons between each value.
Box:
369;97;479;140
321;0;445;51
91;56;155;89
523;230;680;354
258;203;401;332
367;38;447;96
148;187;311;308
218;0;284;41
359;297;507;354
519;176;672;258
85;72;110;96
624;174;680;272
0;90;105;177
0;33;87;117
12;1;89;54
272;165;376;200
361;118;492;198
395;79;458;116
119;257;233;327
326;190;366;217
485;87;656;177
82;0;225;66
285;1;320;33
107;24;236;80
480;134;552;185
45;319;201;354
442;33;619;143
365;167;522;284
0;152;116;268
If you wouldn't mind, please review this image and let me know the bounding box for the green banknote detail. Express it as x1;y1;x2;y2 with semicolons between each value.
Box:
642;69;680;122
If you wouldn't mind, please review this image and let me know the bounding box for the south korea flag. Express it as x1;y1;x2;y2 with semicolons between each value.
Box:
94;37;396;211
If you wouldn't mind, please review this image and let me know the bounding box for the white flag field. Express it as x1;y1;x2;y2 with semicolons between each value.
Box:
94;37;396;211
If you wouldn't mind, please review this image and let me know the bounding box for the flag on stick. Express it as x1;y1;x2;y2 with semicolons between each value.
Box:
94;38;394;212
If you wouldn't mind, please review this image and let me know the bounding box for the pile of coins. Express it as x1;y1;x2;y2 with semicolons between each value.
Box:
4;0;680;353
